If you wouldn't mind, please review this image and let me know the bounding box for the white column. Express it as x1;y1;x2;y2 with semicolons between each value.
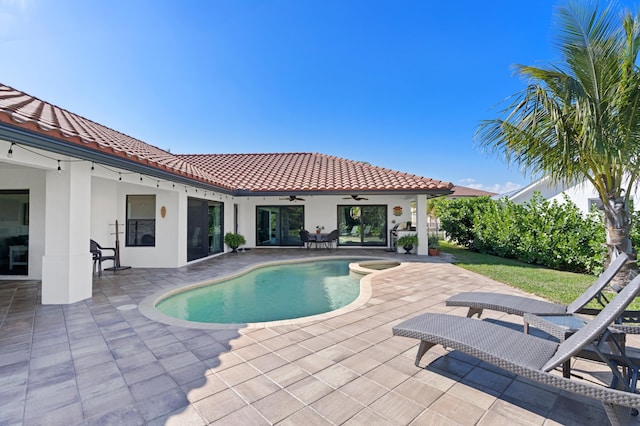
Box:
41;161;93;304
415;194;428;255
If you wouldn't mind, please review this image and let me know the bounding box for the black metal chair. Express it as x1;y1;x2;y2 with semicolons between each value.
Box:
90;239;116;277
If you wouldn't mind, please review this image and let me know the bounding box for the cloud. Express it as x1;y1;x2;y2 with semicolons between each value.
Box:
457;178;522;195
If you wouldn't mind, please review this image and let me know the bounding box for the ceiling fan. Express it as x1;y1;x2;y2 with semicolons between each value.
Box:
280;195;305;201
343;195;368;201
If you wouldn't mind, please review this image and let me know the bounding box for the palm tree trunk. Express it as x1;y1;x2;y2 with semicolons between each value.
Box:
603;197;637;290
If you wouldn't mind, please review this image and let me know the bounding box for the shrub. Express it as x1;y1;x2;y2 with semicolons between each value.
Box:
224;232;246;252
435;192;607;274
433;196;493;249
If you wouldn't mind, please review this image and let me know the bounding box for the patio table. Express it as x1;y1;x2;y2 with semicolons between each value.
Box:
309;233;331;249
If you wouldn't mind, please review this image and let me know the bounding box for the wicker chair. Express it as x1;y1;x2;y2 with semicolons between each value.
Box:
322;229;339;249
299;230;312;249
446;252;630;319
393;274;640;425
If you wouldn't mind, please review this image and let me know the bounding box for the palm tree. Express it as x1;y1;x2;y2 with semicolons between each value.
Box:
476;1;640;286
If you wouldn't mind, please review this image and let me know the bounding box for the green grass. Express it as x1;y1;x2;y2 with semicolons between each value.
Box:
439;241;639;310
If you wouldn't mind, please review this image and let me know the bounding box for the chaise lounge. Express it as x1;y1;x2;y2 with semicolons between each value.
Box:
393;273;640;425
446;252;630;319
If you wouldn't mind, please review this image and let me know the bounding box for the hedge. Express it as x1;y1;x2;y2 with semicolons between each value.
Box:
433;193;608;274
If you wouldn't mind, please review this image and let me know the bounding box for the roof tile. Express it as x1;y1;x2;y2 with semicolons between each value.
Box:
0;83;452;194
177;153;453;193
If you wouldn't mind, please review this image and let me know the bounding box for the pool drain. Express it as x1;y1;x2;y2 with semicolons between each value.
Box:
116;304;138;311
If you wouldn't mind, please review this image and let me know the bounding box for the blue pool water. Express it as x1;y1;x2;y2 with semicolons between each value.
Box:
156;259;363;324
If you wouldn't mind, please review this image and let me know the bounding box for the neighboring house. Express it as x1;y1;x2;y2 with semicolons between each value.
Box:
448;185;496;199
0;83;453;304
501;176;621;215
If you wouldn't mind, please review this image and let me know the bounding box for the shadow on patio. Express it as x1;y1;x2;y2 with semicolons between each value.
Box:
0;248;627;424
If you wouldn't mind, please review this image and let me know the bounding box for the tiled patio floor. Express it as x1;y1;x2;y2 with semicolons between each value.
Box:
1;248;638;425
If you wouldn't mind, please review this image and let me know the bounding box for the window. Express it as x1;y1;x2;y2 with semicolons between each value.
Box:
126;195;156;246
256;206;304;246
588;198;604;211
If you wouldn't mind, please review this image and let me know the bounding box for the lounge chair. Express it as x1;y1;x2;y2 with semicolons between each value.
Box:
393;274;640;425
446;252;630;318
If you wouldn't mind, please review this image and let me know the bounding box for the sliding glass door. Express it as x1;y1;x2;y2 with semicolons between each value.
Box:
187;197;224;261
337;205;387;246
256;206;304;246
0;190;29;275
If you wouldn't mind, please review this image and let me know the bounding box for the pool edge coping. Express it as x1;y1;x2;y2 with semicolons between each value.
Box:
138;256;407;329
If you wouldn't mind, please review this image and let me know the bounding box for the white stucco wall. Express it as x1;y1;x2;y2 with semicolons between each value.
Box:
1;139;432;283
233;194;417;248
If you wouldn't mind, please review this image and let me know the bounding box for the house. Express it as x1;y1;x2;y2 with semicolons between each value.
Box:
448;185;496;199
0;83;453;304
501;176;625;215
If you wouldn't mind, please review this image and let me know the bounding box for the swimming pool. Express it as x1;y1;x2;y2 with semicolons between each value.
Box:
154;259;365;324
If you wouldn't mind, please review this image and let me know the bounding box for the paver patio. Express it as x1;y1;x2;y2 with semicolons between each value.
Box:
0;248;637;425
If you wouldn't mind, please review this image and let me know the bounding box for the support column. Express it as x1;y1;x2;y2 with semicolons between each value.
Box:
416;194;428;255
41;162;93;304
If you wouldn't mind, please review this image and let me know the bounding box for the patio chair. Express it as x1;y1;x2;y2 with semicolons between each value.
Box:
90;239;116;277
446;252;631;319
322;229;339;249
299;230;312;249
393;274;640;425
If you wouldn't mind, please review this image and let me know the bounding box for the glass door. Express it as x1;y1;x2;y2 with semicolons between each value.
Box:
256;206;304;246
188;198;224;261
208;202;223;254
0;190;29;275
337;204;387;246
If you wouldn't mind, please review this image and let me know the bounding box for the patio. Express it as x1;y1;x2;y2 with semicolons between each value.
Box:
0;248;635;425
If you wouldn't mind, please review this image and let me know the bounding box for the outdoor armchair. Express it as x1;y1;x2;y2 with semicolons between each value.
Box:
90;239;116;277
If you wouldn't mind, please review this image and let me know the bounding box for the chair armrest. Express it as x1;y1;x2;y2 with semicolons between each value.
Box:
100;246;117;255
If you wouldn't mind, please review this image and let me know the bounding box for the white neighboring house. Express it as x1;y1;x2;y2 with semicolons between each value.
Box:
501;176;638;214
0;83;453;304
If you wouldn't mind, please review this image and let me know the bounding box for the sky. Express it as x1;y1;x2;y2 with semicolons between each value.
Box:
2;0;637;194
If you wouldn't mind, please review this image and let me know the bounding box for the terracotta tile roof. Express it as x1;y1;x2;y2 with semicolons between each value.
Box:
0;83;232;189
0;83;452;195
450;185;496;198
177;153;453;193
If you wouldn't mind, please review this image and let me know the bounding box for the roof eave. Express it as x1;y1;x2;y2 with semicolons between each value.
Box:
0;121;236;194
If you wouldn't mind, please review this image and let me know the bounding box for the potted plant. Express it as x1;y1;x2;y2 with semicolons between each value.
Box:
397;233;418;254
224;232;246;253
428;235;440;256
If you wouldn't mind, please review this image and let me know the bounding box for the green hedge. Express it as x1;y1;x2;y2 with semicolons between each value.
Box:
434;194;607;274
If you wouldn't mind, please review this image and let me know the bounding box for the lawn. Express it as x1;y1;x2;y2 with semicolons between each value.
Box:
439;241;640;310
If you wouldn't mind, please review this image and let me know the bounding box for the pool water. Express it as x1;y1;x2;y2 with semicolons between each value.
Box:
156;259;363;324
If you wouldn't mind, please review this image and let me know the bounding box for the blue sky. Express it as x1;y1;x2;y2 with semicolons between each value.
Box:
2;1;636;194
